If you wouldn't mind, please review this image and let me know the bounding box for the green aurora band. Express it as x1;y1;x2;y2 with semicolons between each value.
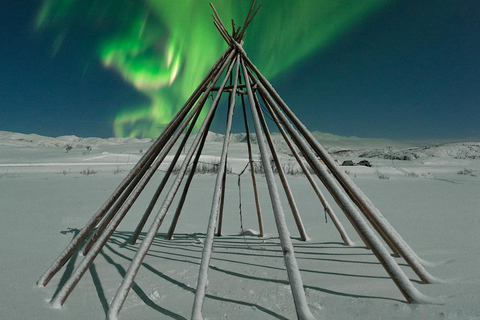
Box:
36;0;391;138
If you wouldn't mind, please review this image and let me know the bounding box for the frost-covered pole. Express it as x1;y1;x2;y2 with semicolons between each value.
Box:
241;94;264;236
260;95;353;246
106;50;238;320
252;92;309;242
36;46;233;288
167;63;240;240
166;106;221;240
82;161;150;254
191;54;240;320
215;168;228;236
131;104;203;245
239;58;316;320
244;54;438;284
252;75;437;304
216;73;236;237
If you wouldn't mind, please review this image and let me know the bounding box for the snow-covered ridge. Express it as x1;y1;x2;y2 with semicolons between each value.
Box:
0;130;411;149
331;142;480;160
0;131;153;148
1;130;479;160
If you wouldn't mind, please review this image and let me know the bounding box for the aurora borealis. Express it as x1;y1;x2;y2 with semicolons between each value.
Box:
33;0;389;138
1;0;479;140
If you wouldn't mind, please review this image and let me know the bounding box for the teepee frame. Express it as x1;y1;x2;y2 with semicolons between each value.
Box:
38;2;440;319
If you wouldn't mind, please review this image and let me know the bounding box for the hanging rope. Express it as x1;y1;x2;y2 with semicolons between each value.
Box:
236;162;253;248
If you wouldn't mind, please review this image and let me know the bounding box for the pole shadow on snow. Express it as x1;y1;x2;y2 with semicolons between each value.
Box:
124;235;393;282
104;237;289;320
209;265;404;303
100;244;187;320
118;232;407;301
51;230;81;301
51;228;410;318
51;229;186;319
52;229;109;315
129;232;387;269
88;262;110;314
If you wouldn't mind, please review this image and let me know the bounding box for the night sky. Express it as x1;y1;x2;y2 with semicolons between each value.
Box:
1;0;479;141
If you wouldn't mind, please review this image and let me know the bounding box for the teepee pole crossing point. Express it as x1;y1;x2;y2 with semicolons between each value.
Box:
38;2;442;319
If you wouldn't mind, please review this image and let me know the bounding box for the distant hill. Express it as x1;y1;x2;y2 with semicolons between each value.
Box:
1;130;478;160
0;131;153;148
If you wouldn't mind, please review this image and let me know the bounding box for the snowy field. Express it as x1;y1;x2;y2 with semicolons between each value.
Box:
0;130;479;320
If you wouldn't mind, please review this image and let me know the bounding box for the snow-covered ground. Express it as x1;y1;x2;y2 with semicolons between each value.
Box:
0;131;479;320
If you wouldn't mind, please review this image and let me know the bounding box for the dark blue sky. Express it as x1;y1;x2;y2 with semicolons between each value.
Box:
274;0;480;141
1;1;479;140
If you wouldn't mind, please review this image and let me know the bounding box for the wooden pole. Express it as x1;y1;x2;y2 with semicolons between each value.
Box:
213;19;231;45
239;0;255;34
216;71;236;237
210;2;230;37
82;164;148;254
215;167;228;236
282;116;372;249
168;58;237;240
51;100;200;307
259;93;354;246
270;117;371;249
166;114;218;241
238;57;316;320
237;0;259;41
106;50;238;320
237;4;262;41
83;127;191;254
239;47;389;252
241;76;367;249
191;55;240;320
252;92;309;241
38;129;168;286
244;54;439;284
231;19;236;38
130;104;204;245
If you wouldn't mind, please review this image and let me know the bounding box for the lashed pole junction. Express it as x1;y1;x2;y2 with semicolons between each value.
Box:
37;2;441;319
